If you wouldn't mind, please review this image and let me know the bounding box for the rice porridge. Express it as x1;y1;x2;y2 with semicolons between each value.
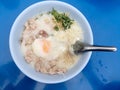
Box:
20;9;83;75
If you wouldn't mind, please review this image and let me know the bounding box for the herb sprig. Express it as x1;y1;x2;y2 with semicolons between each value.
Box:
50;9;73;31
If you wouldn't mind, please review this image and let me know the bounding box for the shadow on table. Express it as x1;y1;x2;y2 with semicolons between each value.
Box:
101;81;120;90
0;61;24;90
43;72;90;90
0;61;16;90
0;61;68;90
83;58;120;90
1;60;120;90
0;61;44;90
83;68;120;90
43;83;67;90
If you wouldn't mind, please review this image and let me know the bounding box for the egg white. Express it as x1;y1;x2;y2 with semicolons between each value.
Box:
32;37;66;60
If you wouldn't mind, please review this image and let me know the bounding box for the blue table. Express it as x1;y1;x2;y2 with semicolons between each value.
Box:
0;0;120;90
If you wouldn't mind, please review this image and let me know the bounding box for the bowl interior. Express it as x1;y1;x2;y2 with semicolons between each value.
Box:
10;1;93;83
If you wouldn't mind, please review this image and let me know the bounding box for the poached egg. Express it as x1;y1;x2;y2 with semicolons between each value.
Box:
32;37;66;60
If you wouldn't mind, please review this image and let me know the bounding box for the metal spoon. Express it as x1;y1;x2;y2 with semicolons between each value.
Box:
73;41;117;54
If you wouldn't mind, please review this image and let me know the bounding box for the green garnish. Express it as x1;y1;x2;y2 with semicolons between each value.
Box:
50;9;73;30
54;25;59;31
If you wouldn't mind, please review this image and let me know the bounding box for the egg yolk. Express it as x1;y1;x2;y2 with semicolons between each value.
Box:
42;39;51;53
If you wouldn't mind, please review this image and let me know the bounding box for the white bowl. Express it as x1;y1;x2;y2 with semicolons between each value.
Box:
9;1;93;84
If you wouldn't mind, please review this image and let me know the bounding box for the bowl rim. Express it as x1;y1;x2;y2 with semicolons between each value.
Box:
9;0;93;84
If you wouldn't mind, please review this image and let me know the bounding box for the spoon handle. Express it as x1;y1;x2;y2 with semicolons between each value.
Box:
84;45;117;52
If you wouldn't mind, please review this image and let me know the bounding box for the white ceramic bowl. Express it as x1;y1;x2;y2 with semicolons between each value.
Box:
9;1;93;84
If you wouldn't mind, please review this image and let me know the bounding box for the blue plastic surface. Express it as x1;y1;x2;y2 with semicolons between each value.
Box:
0;0;120;90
